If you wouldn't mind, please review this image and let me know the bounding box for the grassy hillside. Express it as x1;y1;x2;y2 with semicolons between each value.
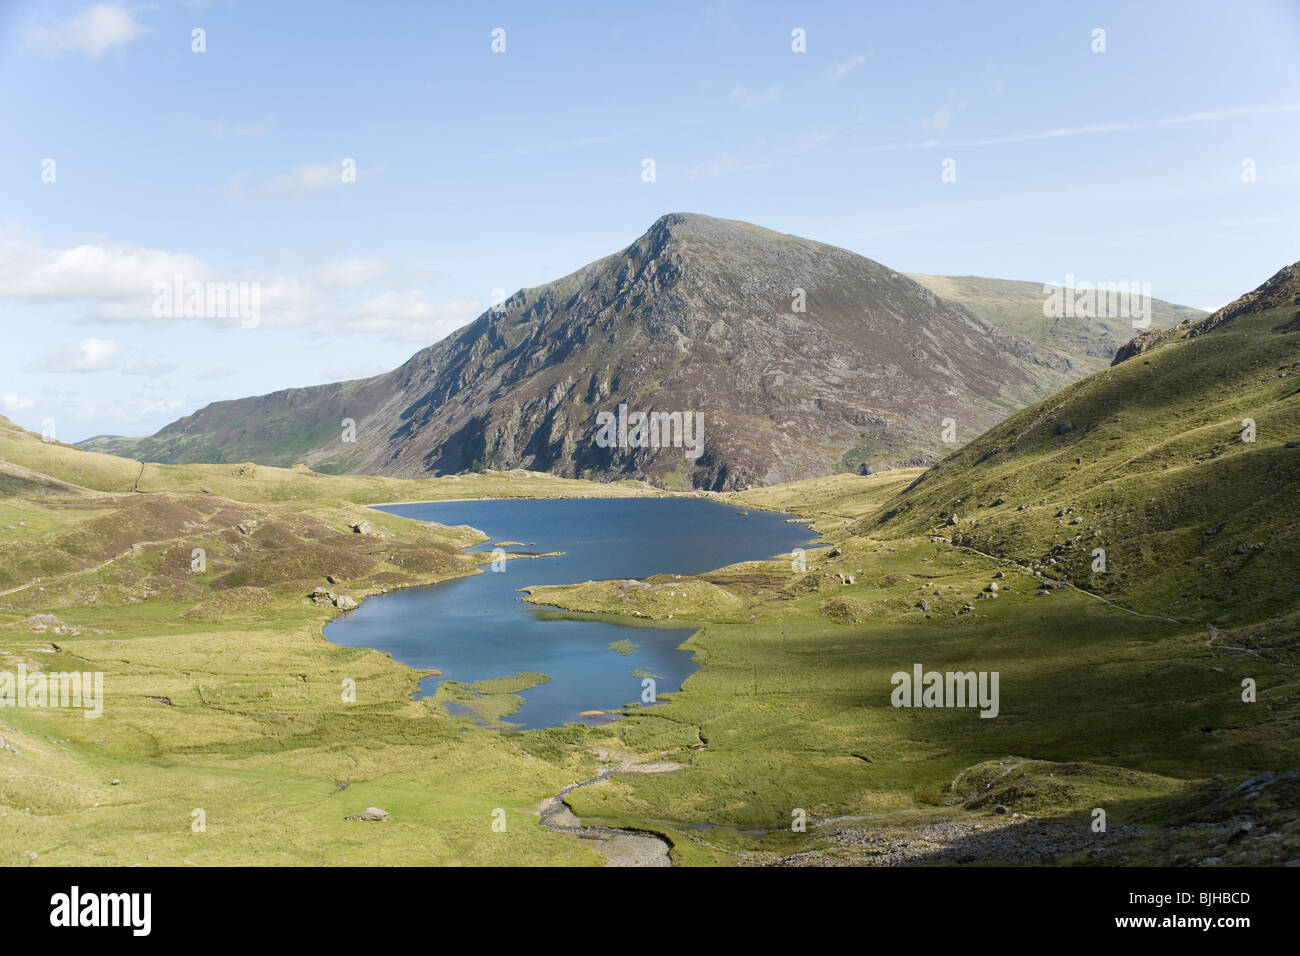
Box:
909;274;1204;374
3;263;1298;874
855;277;1300;631
3;415;665;504
527;267;1298;864
538;534;1297;865
0;418;649;864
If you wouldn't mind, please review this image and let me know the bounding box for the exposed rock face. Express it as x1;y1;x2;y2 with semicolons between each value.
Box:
1113;261;1300;365
1111;325;1186;364
87;214;1078;490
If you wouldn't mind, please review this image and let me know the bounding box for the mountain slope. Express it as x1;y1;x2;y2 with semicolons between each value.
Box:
909;273;1204;374
87;214;1108;489
1112;261;1300;364
860;262;1300;628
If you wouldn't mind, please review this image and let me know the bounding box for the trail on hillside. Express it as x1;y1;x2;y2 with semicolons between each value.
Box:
538;753;683;867
0;521;250;598
947;541;1183;625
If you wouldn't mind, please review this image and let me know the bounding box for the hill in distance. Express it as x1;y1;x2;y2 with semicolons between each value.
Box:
85;214;1198;490
908;274;1204;374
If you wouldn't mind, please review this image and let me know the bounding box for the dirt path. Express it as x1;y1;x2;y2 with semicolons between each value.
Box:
538;754;683;867
0;524;247;599
947;542;1183;624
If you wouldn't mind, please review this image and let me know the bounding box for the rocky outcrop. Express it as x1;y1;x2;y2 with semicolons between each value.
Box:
86;214;1081;490
1113;261;1300;365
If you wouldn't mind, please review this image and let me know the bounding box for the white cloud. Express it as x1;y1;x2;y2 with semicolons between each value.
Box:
867;102;1300;154
0;231;475;343
34;338;122;373
267;160;353;195
336;292;482;343
923;102;967;133
3;394;36;413
138;398;184;416
830;54;866;83
223;160;376;201
0;230;208;301
26;3;148;58
27;340;178;383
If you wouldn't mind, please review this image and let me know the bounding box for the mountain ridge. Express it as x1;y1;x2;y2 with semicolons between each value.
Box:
82;213;1192;489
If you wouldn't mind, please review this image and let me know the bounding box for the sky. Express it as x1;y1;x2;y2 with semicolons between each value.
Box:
2;0;1299;443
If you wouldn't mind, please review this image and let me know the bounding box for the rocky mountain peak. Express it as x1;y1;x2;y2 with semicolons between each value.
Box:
82;215;1095;490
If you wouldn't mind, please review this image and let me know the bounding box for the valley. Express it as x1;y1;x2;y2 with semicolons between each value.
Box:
2;252;1296;866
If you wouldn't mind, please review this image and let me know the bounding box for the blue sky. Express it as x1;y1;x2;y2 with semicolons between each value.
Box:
2;0;1299;442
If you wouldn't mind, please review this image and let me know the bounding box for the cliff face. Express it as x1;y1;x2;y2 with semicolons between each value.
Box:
1113;262;1300;365
87;213;1078;489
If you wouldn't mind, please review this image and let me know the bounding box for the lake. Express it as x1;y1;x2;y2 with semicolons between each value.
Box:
324;497;816;729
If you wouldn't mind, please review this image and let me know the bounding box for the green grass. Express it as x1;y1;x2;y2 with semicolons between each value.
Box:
539;536;1292;854
908;273;1203;377
854;301;1300;629
2;288;1298;867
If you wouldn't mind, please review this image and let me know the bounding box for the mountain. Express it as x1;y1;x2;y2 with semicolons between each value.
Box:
862;261;1300;627
1112;262;1300;364
908;274;1203;374
88;214;1172;490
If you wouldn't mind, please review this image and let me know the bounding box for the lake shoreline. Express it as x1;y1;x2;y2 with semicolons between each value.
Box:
327;497;817;730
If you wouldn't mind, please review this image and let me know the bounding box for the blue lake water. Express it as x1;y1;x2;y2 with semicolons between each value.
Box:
323;497;816;729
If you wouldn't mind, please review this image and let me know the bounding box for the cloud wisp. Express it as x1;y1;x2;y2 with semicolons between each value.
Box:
25;3;149;58
0;230;482;345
